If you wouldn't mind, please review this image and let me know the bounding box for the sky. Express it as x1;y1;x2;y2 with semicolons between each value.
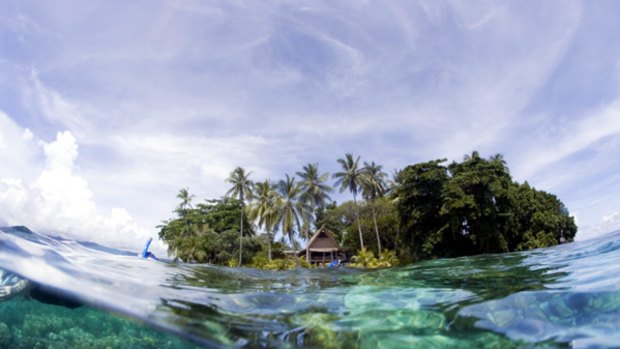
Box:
1;0;620;253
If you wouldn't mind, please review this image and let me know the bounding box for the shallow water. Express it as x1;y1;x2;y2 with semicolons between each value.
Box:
1;226;620;348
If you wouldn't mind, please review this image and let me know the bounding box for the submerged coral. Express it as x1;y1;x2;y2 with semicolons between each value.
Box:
0;297;200;349
0;322;11;347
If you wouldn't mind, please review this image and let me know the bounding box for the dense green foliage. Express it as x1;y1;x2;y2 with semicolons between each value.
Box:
394;152;577;261
249;255;311;270
315;198;399;258
157;151;577;267
157;198;260;264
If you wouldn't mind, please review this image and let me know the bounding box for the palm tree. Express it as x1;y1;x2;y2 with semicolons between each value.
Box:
183;224;209;263
249;180;278;261
275;174;306;267
296;163;333;261
333;153;365;250
361;161;388;258
489;153;509;176
176;187;195;235
226;167;254;267
176;187;195;215
464;150;481;162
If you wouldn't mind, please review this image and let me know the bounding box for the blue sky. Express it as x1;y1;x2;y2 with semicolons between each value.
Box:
1;1;620;251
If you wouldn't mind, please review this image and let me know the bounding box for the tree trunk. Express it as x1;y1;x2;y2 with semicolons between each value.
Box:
267;226;272;262
305;227;310;262
289;231;301;268
353;193;365;250
411;228;417;261
306;202;314;262
371;203;382;258
238;201;244;267
296;220;306;266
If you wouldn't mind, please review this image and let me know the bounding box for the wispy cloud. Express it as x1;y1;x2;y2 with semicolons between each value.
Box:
513;99;620;179
1;1;620;244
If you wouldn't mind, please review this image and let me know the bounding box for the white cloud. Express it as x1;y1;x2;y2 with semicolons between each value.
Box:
0;111;41;182
0;121;158;253
577;211;620;241
604;212;620;223
41;130;78;173
22;128;34;141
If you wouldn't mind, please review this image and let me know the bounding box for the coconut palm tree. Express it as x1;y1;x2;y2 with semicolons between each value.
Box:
176;187;195;235
333;153;365;250
489;153;509;176
361;161;388;258
275;174;306;267
249;180;278;261
226;167;254;267
463;150;482;163
176;187;195;215
296;163;333;261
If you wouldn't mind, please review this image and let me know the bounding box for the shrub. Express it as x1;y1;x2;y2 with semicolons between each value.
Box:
249;256;312;270
350;248;399;268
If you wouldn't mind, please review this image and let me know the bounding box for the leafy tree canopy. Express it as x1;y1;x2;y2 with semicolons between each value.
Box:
393;152;577;261
158;197;257;264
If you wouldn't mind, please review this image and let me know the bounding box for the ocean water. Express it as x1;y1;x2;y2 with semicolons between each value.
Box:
1;227;620;348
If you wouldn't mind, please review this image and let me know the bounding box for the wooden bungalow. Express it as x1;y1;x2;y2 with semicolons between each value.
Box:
299;226;346;265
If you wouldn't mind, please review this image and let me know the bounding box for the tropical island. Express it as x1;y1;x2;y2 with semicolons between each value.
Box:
157;151;577;269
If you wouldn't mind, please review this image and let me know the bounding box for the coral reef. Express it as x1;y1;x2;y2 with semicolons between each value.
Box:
0;322;11;347
0;297;200;349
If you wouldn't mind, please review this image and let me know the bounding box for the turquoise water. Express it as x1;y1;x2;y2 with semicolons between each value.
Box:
1;227;620;348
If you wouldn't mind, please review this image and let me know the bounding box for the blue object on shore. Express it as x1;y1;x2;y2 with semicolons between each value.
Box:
141;238;158;260
327;259;340;268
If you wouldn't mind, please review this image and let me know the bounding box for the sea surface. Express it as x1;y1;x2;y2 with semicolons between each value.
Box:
1;226;619;348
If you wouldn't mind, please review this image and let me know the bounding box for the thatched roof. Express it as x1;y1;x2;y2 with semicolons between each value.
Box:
301;226;343;254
